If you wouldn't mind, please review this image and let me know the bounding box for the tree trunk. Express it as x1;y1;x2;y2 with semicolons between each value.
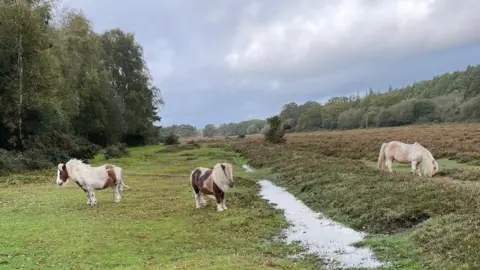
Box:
16;0;24;149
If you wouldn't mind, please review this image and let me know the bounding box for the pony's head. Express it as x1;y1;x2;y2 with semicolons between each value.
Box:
420;151;438;177
56;163;69;185
215;162;234;188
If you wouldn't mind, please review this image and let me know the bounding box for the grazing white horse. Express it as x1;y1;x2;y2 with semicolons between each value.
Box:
56;159;129;206
377;141;439;177
190;163;234;212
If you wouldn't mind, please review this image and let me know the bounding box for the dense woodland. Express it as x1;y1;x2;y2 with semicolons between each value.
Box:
164;64;480;137
0;1;163;171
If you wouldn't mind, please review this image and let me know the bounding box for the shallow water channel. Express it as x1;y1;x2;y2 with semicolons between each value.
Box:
243;164;386;269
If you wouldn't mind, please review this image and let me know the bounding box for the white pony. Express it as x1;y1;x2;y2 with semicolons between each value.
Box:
378;141;439;177
190;163;234;212
56;159;129;206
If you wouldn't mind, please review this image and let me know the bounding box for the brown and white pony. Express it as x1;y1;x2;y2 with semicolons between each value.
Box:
190;163;234;212
56;159;129;206
377;141;439;177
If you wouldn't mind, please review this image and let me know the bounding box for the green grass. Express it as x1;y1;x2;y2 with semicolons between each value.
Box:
0;145;323;269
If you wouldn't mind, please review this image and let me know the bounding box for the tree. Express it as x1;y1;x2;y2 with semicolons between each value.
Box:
264;115;286;144
260;124;270;134
100;29;163;146
246;124;259;134
337;108;364;130
203;124;216;138
296;103;323;131
0;1;166;172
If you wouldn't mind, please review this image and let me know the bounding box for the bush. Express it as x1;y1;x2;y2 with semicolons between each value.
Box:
163;133;180;145
104;143;131;160
264;115;286;144
23;132;100;163
238;134;246;139
0;132;102;173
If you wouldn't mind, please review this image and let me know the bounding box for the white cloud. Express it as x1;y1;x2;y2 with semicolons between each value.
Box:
225;0;480;75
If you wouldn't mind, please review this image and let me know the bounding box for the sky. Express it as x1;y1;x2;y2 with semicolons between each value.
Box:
56;0;480;128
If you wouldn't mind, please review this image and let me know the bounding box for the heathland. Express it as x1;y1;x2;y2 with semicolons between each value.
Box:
200;123;480;270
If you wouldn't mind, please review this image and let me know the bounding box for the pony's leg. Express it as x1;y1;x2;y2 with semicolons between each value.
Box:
411;160;418;175
193;191;201;209
386;159;393;173
214;193;224;212
112;185;121;203
221;193;227;210
87;187;97;206
191;184;201;209
85;190;92;205
198;192;207;207
194;193;200;208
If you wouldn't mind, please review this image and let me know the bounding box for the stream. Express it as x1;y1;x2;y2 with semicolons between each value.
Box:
243;164;386;269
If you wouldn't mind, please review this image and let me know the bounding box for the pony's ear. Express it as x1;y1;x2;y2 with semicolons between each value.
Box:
220;164;226;171
57;164;64;170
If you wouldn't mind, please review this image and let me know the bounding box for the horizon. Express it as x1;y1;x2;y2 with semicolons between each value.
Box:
58;0;480;128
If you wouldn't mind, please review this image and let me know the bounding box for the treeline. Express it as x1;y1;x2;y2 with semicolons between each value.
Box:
214;64;480;134
160;119;267;138
0;0;163;172
274;64;480;131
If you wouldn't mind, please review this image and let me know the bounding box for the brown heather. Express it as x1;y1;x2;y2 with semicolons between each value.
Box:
201;123;480;269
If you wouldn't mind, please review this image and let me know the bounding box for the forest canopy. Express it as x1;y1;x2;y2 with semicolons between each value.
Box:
0;0;163;171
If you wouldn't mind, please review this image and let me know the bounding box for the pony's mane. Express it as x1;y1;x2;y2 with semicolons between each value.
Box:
66;158;92;169
212;163;233;192
416;143;435;161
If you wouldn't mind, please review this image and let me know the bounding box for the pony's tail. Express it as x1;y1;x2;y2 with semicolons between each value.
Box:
115;167;130;191
377;142;387;170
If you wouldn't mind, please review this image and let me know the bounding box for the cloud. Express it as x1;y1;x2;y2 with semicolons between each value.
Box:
225;0;480;78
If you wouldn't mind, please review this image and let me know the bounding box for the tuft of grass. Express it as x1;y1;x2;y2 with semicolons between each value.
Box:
0;145;323;269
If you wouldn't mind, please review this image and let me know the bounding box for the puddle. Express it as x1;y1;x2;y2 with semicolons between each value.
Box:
243;164;386;269
258;180;385;269
242;164;254;172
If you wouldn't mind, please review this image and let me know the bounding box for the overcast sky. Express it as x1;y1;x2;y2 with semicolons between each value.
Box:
58;0;480;128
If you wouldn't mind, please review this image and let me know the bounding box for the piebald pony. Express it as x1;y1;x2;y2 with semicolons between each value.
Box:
190;163;234;212
377;141;439;177
56;159;129;206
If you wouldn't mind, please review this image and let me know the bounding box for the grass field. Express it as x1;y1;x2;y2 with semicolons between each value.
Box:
0;145;322;269
3;123;480;269
214;123;480;269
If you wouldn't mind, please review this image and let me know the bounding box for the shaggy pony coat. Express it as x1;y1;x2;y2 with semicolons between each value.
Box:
378;141;438;177
190;163;234;212
56;159;129;206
